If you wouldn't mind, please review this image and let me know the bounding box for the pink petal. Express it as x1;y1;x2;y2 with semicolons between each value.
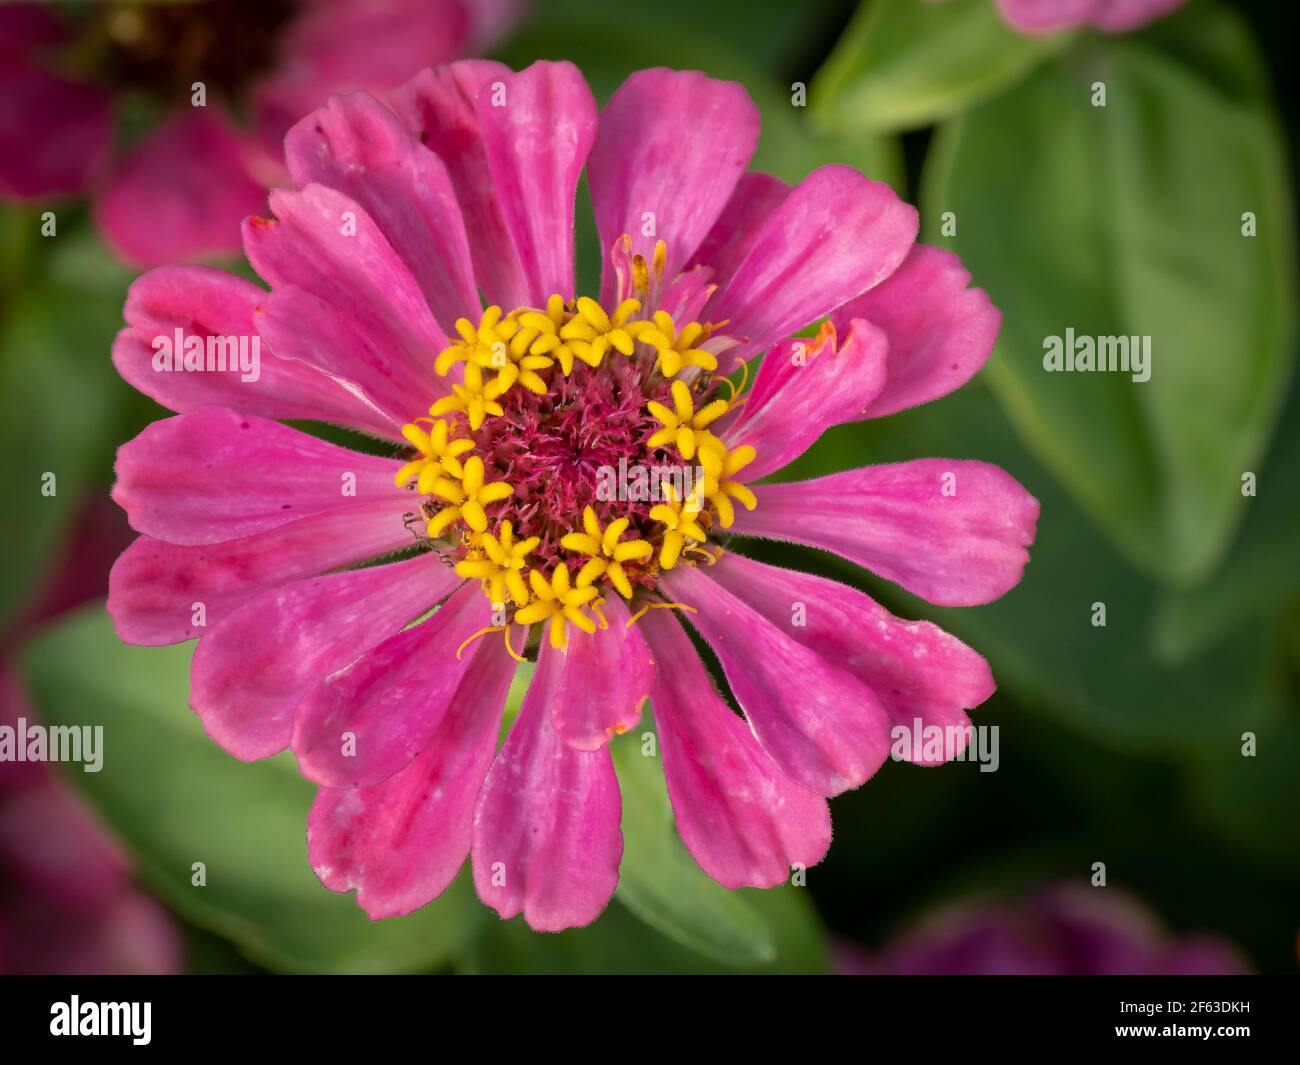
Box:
113;265;399;439
722;318;888;481
0;58;110;200
588;69;759;303
637;609;831;888
95;107;266;266
731;459;1040;607
254;285;444;429
662;566;892;797
291;583;490;787
995;0;1100;33
113;407;405;546
548;596;653;751
472;640;622;931
706;553;995;764
190;552;459;761
391;61;531;308
996;0;1184;34
704;165;918;370
1094;0;1186;33
687;172;790;285
307;634;514;918
830;245;1001;419
284;91;478;333
243;183;448;377
108;501;416;646
476;60;597;303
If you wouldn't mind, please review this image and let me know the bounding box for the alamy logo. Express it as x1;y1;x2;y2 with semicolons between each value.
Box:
151;327;261;382
0;717;102;772
1042;329;1151;382
889;719;1000;773
595;457;706;505
50;997;151;1045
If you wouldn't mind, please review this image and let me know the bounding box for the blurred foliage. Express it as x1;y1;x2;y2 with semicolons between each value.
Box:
3;0;1297;973
812;0;1073;132
921;9;1295;585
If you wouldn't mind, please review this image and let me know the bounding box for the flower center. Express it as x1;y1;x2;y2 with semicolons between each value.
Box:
395;239;760;650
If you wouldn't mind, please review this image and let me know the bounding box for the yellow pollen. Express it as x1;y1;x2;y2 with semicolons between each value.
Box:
513;563;599;650
698;443;758;528
647;379;729;461
455;519;538;607
396;269;767;649
560;506;653;600
430;362;507;431
425;455;513;537
637;310;719;378
649;481;709;570
394;418;476;492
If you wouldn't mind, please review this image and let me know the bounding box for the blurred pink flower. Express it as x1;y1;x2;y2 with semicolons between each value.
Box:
108;58;1038;932
0;0;524;265
995;0;1187;35
839;883;1251;975
0;498;180;975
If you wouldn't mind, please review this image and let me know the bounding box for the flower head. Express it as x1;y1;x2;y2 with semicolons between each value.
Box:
109;61;1038;932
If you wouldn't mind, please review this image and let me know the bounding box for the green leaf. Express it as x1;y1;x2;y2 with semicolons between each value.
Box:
811;0;1071;133
23;607;483;973
0;286;125;627
496;12;904;198
765;385;1286;755
1152;370;1300;661
1189;715;1300;876
610;710;777;965
462;887;827;974
921;38;1296;585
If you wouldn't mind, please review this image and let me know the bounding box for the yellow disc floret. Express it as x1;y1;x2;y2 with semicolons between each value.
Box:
430;362;508;431
698;443;758;528
514;564;599;649
637;310;719;378
426;455;514;536
649;482;709;569
455;519;538;607
647;379;730;461
395;418;476;493
561;505;654;599
397;244;767;651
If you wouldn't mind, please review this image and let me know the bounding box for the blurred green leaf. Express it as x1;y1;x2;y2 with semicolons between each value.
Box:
502;0;852;82
610;711;777;965
0;287;124;628
922;38;1296;585
1189;714;1300;876
811;0;1071;133
23;607;483;973
1152;370;1300;661
764;385;1285;755
463;886;826;974
496;11;903;197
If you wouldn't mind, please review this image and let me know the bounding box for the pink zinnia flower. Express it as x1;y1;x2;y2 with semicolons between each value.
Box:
109;61;1039;932
0;0;521;265
994;0;1187;35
